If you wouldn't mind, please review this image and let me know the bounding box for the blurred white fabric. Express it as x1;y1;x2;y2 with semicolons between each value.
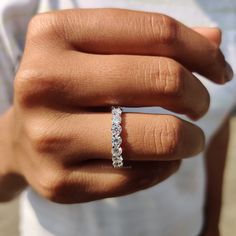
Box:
0;199;19;236
0;0;235;236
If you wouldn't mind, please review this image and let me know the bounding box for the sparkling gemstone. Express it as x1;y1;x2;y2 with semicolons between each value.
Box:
112;107;122;115
112;160;123;168
111;106;123;168
112;124;122;134
112;136;122;147
112;154;123;161
112;115;121;124
112;158;123;164
113;155;122;162
112;147;122;156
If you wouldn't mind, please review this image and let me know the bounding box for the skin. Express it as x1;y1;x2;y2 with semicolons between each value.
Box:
199;118;230;236
0;8;234;235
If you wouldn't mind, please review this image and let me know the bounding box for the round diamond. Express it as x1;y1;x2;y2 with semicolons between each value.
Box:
112;160;123;168
112;124;122;135
112;115;121;124
112;147;122;156
112;156;123;162
111;106;123;168
112;107;122;115
112;136;122;147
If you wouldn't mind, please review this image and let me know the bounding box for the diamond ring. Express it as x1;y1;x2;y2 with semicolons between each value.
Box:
111;106;123;168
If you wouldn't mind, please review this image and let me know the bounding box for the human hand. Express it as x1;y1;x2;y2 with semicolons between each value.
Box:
5;9;233;203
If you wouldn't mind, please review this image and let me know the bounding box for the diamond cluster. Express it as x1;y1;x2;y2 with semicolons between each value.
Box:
111;106;123;168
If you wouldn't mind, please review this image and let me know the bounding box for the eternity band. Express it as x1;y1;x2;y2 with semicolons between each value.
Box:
111;106;123;168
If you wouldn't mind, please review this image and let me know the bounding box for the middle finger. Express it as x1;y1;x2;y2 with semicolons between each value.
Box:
21;52;210;119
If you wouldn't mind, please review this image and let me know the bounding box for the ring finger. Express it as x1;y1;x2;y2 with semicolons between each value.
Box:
28;112;205;164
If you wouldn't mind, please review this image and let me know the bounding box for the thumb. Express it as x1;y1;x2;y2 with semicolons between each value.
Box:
193;27;222;46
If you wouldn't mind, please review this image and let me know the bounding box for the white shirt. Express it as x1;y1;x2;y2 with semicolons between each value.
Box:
0;0;235;236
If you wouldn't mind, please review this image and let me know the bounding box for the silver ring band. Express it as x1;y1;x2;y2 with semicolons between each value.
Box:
111;106;123;168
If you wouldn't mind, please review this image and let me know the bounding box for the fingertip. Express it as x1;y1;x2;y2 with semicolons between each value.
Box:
186;83;210;121
182;121;206;157
187;102;210;121
187;113;201;121
192;125;206;154
193;27;222;46
208;27;222;45
198;128;206;152
224;61;234;82
169;160;182;174
217;61;234;84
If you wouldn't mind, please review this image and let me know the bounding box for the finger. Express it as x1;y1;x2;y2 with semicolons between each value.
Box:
29;112;205;163
17;53;210;119
29;8;233;83
37;160;181;203
193;27;222;46
192;27;233;82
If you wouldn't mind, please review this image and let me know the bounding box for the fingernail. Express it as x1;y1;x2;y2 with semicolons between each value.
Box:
207;27;222;34
225;61;234;82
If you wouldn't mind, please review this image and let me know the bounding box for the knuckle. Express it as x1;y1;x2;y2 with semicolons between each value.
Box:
25;118;60;153
147;59;185;98
27;12;60;41
15;69;53;107
148;14;180;45
25;116;73;155
26;121;50;152
141;61;158;94
14;69;37;106
160;15;180;45
27;14;42;34
38;170;68;203
141;117;178;157
39;170;87;203
157;116;182;158
164;60;185;97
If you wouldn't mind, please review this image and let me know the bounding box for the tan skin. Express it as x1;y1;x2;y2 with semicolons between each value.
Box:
199;117;230;236
0;8;233;236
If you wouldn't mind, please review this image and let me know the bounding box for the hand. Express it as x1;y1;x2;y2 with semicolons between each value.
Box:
3;9;232;203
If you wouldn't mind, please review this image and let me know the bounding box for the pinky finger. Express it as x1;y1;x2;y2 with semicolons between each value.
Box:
40;160;181;204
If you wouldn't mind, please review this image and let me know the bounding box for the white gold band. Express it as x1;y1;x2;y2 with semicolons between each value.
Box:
111;106;123;168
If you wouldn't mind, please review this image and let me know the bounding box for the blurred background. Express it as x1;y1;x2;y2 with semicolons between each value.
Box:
0;115;236;236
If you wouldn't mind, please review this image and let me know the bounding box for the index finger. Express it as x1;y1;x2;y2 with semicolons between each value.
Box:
28;8;233;83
